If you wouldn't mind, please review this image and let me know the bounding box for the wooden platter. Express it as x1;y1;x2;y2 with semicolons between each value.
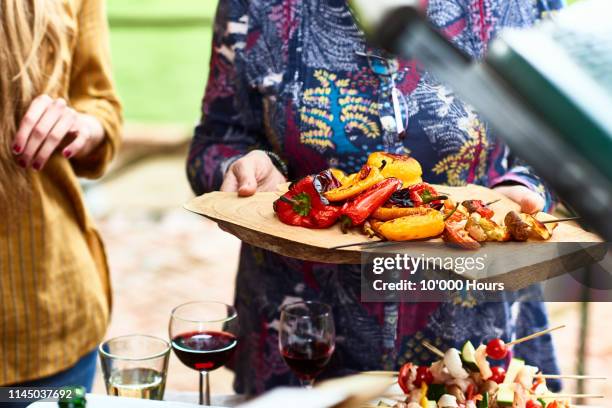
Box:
184;184;606;289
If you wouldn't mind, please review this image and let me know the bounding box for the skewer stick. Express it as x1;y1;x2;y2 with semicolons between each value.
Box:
362;371;398;376
329;240;391;250
507;325;565;346
541;217;581;224
422;340;445;358
486;199;501;206
538;394;604;399
537;374;606;380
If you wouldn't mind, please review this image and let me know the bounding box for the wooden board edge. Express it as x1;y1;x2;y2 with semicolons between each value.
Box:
480;242;608;290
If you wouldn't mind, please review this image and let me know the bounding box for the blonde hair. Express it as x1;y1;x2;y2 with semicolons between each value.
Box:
0;0;67;201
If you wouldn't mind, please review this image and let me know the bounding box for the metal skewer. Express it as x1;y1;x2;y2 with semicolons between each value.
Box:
540;216;581;224
330;240;400;250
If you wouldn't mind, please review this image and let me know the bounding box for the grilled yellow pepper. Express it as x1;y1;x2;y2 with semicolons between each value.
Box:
366;152;423;186
371;206;425;221
370;208;445;241
323;165;384;201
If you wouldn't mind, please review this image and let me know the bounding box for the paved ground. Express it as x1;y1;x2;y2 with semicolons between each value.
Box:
88;152;611;406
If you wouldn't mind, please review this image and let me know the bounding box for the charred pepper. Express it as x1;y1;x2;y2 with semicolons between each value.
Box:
274;173;341;228
339;178;402;232
409;183;447;208
462;200;495;219
324;165;385;202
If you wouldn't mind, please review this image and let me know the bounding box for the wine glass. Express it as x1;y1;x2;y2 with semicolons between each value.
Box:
98;334;170;400
169;301;238;406
279;301;336;388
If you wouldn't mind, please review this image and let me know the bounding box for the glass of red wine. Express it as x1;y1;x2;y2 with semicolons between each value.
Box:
169;301;238;405
279;301;335;388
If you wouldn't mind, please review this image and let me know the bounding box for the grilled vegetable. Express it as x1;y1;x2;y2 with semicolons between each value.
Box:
479;217;511;242
329;168;349;185
503;358;526;385
490;366;506;384
496;383;515;407
523;215;552;240
444;348;470;379
504;211;530;241
370;208;445;241
388;188;416;208
443;199;467;222
461;341;478;371
475;344;493;380
372;206;425;221
274;175;341;228
443;222;481;250
399;363;416;394
324;165;385;201
478;391;489;408
462;200;495;219
367;151;423;186
486;338;508;360
409;183;446;208
466;215;488;242
438;394;459;408
339;178;402;231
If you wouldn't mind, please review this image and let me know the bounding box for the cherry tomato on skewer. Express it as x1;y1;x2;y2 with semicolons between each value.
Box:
398;363;413;394
486;338;508;360
526;400;543;408
414;365;433;387
490;366;506;383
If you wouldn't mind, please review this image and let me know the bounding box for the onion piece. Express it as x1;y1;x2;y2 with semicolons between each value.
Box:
444;348;469;379
475;344;493;380
438;394;459;408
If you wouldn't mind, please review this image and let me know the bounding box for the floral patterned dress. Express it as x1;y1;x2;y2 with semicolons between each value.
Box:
187;0;564;395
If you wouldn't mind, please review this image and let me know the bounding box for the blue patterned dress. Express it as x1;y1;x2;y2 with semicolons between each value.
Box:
187;0;564;394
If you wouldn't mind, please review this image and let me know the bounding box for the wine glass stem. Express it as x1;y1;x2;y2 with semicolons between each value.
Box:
199;371;211;405
300;378;315;389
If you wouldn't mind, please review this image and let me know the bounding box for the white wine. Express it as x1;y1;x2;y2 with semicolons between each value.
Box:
107;367;165;400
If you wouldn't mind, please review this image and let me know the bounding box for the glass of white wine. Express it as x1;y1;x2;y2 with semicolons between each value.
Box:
99;334;170;400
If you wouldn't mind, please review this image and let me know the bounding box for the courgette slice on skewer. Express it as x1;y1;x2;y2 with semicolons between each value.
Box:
461;340;478;371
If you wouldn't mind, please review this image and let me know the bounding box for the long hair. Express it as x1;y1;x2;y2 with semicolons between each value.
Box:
0;0;67;203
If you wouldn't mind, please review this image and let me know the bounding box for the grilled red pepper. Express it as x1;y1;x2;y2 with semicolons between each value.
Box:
274;175;341;228
409;182;446;208
398;363;414;394
462;200;495;219
339;178;402;232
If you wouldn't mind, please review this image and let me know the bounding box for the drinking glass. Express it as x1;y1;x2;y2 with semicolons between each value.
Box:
279;301;336;388
99;334;170;400
169;301;238;406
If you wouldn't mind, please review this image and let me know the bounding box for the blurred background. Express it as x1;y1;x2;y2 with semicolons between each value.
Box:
89;0;610;405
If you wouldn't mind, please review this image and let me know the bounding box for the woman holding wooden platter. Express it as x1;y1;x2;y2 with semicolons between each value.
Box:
187;0;564;395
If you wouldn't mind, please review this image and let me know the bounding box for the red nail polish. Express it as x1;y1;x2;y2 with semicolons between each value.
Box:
18;159;26;168
33;162;41;171
63;150;72;158
12;144;21;153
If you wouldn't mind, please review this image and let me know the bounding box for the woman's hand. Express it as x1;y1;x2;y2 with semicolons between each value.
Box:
493;184;545;214
221;150;287;196
12;94;105;170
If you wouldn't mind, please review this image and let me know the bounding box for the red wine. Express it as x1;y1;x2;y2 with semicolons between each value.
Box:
281;342;334;380
171;331;237;371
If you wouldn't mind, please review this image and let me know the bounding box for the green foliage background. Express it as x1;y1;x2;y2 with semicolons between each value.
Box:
107;0;581;124
107;0;219;124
